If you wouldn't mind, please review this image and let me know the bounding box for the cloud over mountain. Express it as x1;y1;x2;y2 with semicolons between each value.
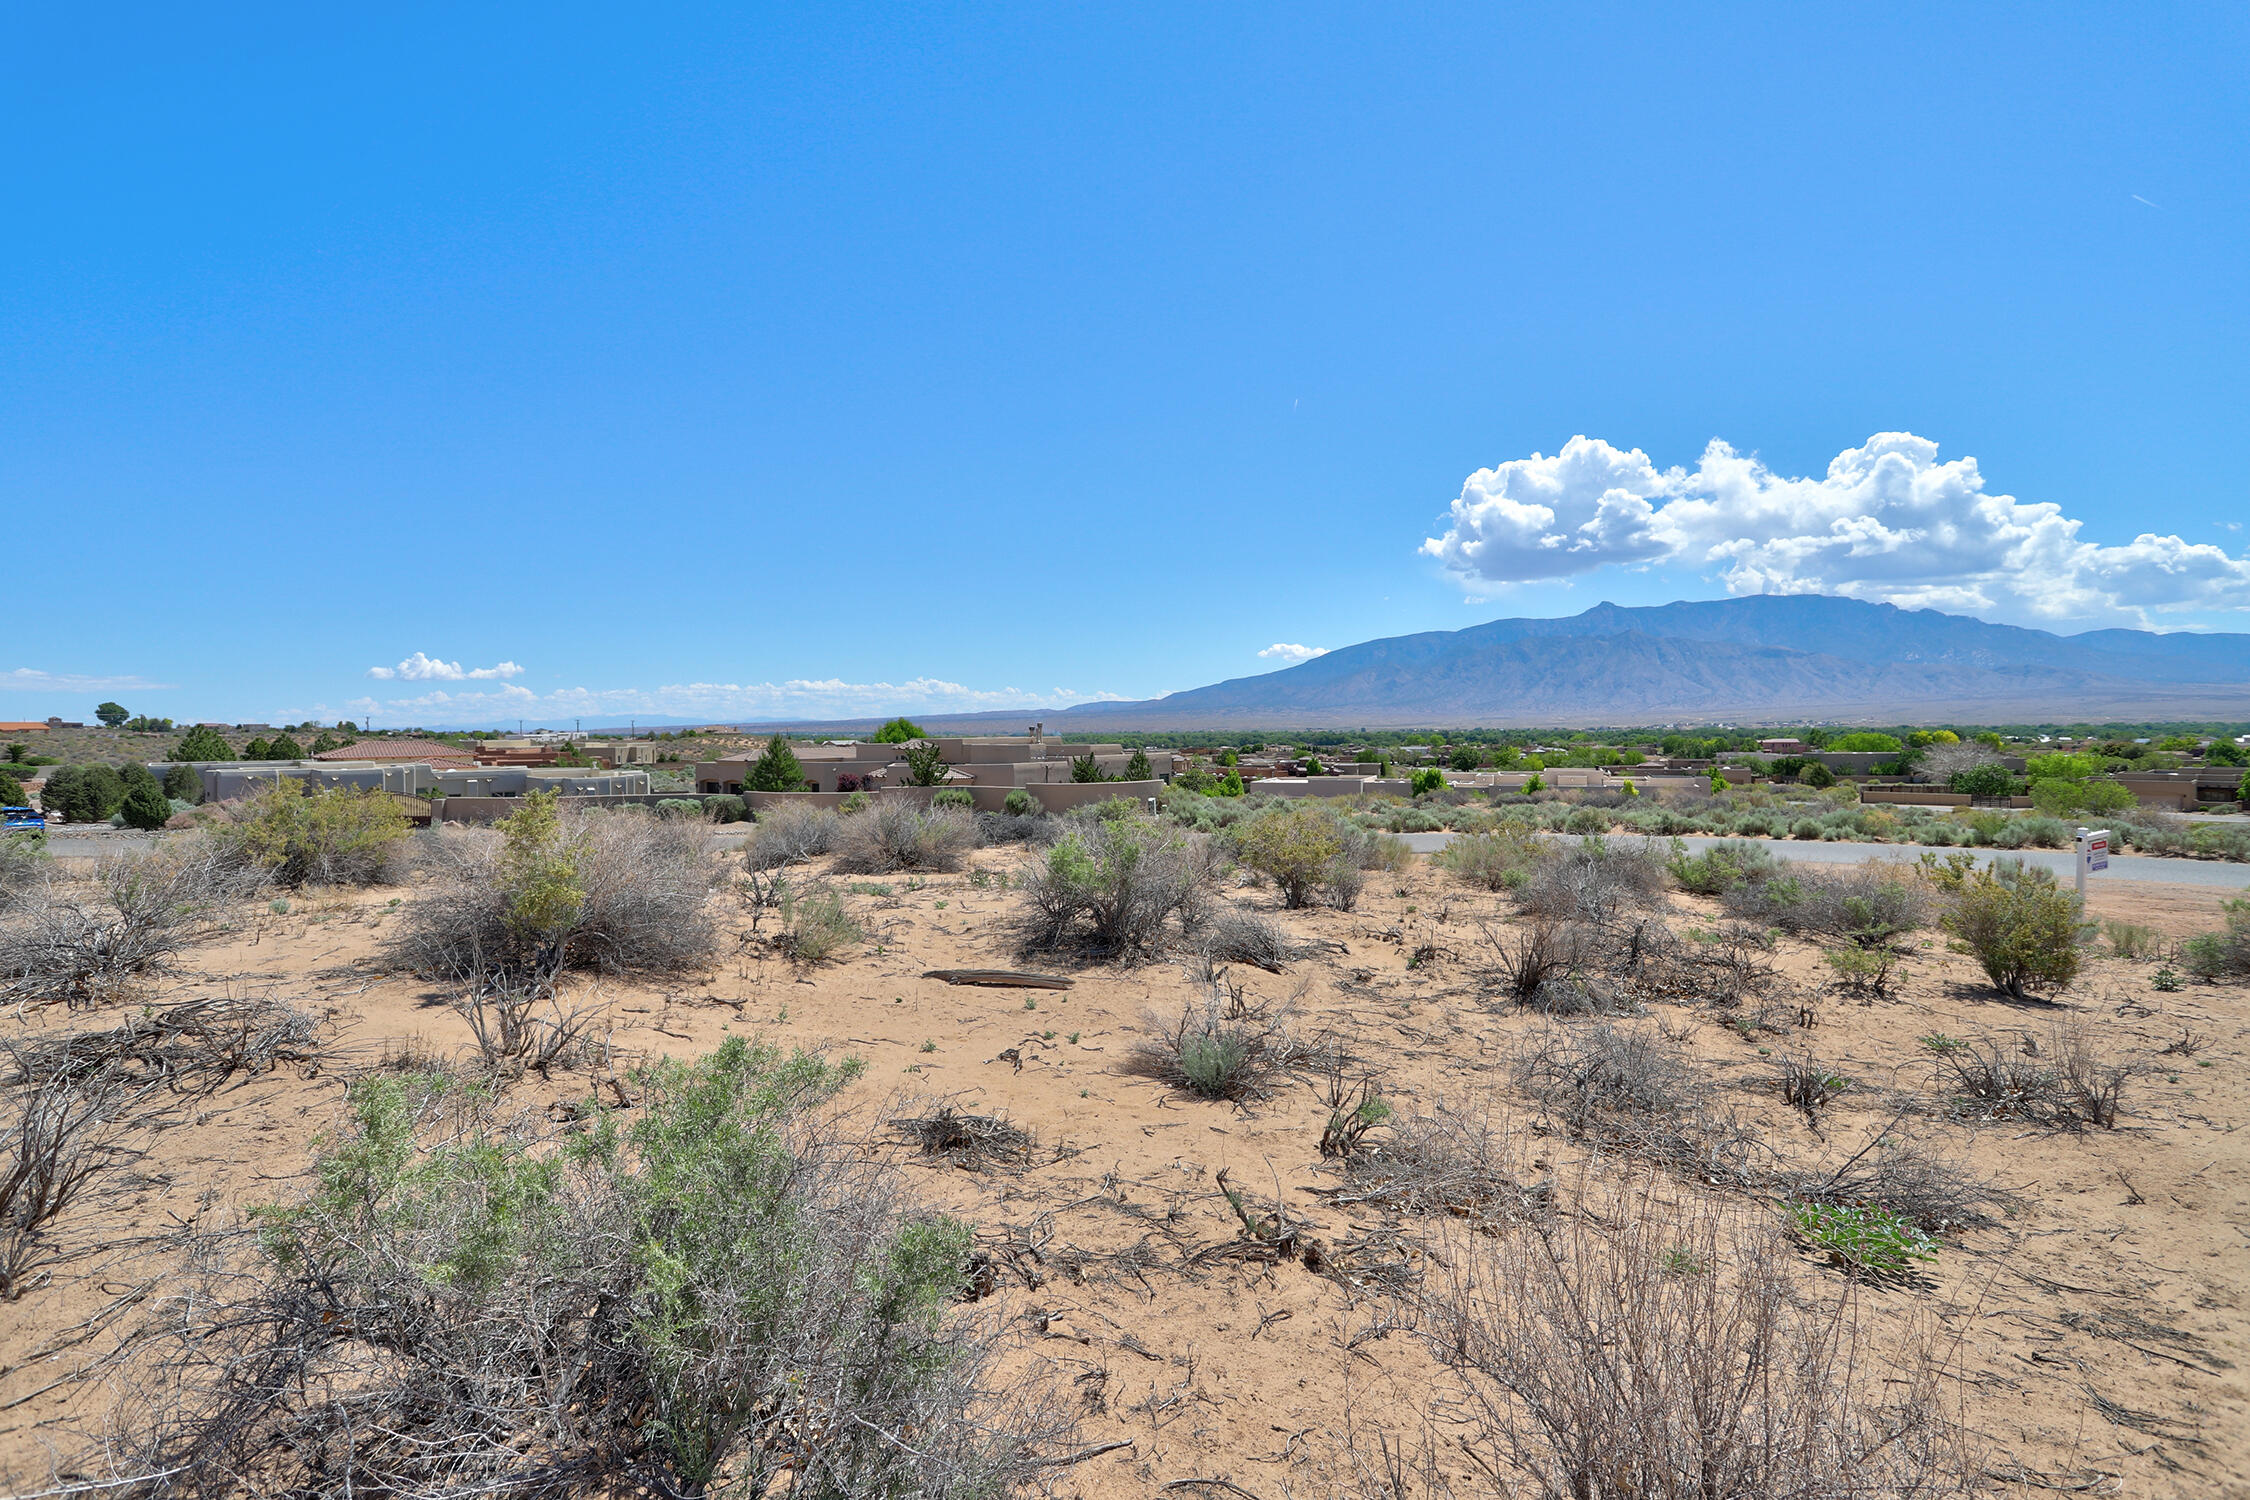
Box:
1422;432;2250;628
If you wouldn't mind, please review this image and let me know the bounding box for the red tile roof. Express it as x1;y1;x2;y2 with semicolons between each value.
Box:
312;739;474;763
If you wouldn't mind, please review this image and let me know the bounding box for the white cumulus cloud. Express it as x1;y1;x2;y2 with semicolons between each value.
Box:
1258;643;1330;664
366;653;527;682
1421;432;2250;628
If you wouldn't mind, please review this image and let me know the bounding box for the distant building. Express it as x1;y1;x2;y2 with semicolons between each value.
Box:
696;731;1144;794
1758;737;1809;755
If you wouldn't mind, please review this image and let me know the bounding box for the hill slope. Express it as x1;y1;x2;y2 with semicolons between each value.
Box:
1047;597;2250;728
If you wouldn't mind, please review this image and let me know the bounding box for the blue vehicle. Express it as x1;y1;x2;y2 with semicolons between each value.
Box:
3;805;44;833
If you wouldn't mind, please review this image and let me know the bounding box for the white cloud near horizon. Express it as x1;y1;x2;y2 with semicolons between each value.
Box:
1422;432;2250;628
1258;643;1330;664
367;652;527;682
323;676;1128;726
2;667;176;694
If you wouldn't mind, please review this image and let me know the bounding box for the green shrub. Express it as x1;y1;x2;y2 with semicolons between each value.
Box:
1790;818;1821;839
1800;761;1836;789
931;788;974;810
1667;839;1779;895
1438;826;1545;891
1564;806;1609;835
654;797;704;819
1234;803;1353;908
119;777;173;830
779;886;863;964
704;793;748;823
1943;863;2081;999
1124;748;1153;780
1410;767;1446;797
2180;898;2250;980
1003;788;1038;816
1019;818;1206;960
0;771;23;808
1948;763;2013;800
1787;1201;1937;1277
1068;752;1108;783
131;1042;1064;1495
834;802;977;874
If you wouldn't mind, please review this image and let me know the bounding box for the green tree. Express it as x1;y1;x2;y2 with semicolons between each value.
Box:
309;731;342;755
44;765;126;822
243;737;273;760
872;717;928;744
171;725;233;761
1410;768;1446;796
162;763;202;802
95;701;129;727
747;734;807;792
1214;769;1245;797
1801;761;1837;788
0;771;24;807
1069;753;1108;783
8;744;28;766
1124;748;1153;780
900;739;949;787
1828;732;1902;752
2204;740;2247;767
119;777;172;830
267;733;305;760
1449;745;1481;771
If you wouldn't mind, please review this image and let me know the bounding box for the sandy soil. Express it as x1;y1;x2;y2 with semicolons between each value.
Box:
1;839;2244;1498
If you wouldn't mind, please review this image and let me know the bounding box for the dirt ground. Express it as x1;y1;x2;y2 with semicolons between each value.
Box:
2;835;2244;1498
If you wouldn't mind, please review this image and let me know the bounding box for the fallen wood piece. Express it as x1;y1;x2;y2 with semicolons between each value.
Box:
921;968;1075;990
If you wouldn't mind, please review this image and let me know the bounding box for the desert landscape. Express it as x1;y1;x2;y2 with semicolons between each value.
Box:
3;791;2243;1498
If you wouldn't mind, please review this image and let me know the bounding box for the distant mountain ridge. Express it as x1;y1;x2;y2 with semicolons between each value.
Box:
1040;597;2250;728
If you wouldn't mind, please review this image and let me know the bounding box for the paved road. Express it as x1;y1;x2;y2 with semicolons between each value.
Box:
1396;830;2250;889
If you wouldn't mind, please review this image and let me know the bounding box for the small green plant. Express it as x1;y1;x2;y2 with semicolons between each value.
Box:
1002;788;1038;816
847;881;895;896
1178;1032;1253;1098
1066;1031;1080;1044
2103;919;2158;959
1660;1247;1707;1277
920;1040;936;1053
1022;996;1037;1011
2152;966;2182;992
1822;944;1895;994
1918;1034;1963;1054
931;788;974;810
1787;1202;1938;1277
269;898;291;915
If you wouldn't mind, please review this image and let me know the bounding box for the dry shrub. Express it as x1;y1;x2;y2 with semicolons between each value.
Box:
745;802;839;870
1129;972;1320;1100
0;840;260;1007
1516;1024;1759;1186
1335;1102;1547;1222
1437;825;1545;891
1193;903;1303;972
390;802;714;984
1514;836;1669;928
449;977;606;1078
894;1107;1037;1171
1420;1184;1970;1500
1934;1025;2136;1130
834;802;977;874
2;1069;131;1298
1722;862;1929;945
95;1042;1074;1497
0;832;47;911
1777;1054;1851;1118
1;996;320;1095
1017;817;1208;962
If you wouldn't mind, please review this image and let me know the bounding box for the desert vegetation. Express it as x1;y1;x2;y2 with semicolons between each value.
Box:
0;782;2243;1499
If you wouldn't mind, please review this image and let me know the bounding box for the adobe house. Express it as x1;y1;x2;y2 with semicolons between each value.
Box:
695;730;1145;795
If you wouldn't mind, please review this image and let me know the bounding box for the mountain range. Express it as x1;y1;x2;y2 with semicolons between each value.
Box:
1021;596;2250;729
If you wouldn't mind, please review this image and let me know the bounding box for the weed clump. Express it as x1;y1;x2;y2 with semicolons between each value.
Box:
1130;973;1316;1100
834;802;978;874
744;802;839;870
0;841;259;1007
1436;825;1545;891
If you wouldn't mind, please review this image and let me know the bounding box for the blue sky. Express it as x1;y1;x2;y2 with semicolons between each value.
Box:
6;5;2246;728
